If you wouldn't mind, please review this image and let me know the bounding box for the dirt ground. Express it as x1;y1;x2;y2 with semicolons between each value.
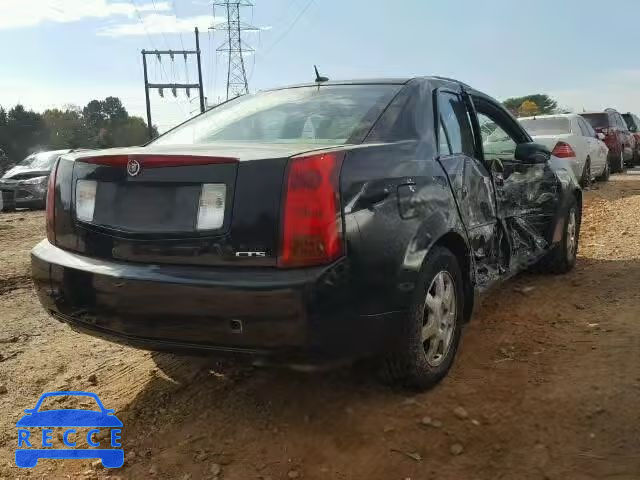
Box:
0;174;639;480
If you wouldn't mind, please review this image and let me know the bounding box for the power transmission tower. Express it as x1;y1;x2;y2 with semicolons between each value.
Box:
141;27;206;140
211;1;259;100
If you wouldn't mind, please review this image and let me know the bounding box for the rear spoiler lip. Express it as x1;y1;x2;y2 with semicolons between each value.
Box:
74;154;238;168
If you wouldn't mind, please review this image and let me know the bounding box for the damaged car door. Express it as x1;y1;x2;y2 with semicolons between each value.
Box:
435;89;504;290
473;96;559;273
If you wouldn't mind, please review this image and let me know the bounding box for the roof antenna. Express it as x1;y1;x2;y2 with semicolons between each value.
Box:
314;65;329;83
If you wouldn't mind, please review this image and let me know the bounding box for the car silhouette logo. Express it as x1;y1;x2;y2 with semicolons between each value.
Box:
126;158;141;177
15;391;123;469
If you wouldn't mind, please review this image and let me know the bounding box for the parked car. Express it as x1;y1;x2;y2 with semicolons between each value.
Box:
0;149;72;210
518;114;609;186
622;112;640;165
580;109;633;173
31;77;582;390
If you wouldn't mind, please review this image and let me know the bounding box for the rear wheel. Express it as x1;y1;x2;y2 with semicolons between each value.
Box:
579;158;591;188
612;150;625;173
535;196;579;274
380;247;464;391
597;158;610;182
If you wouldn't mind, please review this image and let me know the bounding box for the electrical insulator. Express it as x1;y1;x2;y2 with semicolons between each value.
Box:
158;88;164;98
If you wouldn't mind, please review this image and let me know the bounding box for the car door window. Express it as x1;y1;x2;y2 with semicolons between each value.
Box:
437;92;475;157
580;117;596;137
577;118;591;137
474;112;520;163
617;114;629;131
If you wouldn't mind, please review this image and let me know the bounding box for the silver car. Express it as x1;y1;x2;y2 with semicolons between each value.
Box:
0;150;72;210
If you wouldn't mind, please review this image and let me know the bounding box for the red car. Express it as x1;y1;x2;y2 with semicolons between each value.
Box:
622;112;640;165
580;109;633;173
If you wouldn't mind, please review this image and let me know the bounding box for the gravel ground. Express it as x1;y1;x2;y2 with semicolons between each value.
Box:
0;174;639;480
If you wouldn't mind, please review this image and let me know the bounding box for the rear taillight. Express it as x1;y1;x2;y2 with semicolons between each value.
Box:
551;142;576;158
278;151;345;268
45;160;59;243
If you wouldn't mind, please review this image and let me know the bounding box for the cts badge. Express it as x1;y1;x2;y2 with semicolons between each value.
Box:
235;252;266;258
126;159;141;177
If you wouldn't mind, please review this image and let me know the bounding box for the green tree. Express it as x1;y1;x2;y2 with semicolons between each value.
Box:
503;94;559;116
5;104;47;161
42;107;91;149
0;97;155;163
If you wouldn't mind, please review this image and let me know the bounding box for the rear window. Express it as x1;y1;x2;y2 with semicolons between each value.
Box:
519;117;571;135
581;113;609;129
153;85;402;146
622;113;636;131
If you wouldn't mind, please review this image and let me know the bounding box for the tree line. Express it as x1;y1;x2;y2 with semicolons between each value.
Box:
0;96;157;170
502;93;568;118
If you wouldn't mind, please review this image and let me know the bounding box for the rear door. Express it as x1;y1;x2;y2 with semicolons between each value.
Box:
435;89;502;287
615;112;633;161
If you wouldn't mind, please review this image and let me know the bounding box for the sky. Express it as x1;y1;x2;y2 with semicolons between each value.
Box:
2;0;640;133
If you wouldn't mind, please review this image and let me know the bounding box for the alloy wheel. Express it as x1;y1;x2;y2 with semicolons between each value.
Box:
421;271;457;367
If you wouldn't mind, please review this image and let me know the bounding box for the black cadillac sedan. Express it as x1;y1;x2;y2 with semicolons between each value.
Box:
31;77;581;390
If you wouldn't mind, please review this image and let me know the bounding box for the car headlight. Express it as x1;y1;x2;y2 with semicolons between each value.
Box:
20;176;48;185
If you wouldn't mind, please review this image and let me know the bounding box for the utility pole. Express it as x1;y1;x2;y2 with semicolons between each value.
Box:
211;1;259;100
141;27;206;140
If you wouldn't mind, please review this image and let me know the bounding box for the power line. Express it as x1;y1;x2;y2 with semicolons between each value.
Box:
260;0;314;58
129;0;188;117
170;0;190;83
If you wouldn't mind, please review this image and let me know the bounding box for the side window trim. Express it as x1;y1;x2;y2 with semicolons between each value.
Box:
439;116;453;155
434;87;475;158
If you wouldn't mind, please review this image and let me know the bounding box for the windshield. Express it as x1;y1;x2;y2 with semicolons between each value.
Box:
581;113;609;129
17;151;63;170
519;117;571;135
152;85;401;146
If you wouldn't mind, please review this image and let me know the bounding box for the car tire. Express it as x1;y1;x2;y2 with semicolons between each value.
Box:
380;246;464;391
597;159;610;182
612;150;625;173
534;196;580;275
579;158;591;188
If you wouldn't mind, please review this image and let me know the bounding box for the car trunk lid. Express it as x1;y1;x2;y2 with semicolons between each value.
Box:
65;143;340;267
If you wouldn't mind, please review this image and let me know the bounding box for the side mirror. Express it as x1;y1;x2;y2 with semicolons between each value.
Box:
597;132;606;140
514;142;550;164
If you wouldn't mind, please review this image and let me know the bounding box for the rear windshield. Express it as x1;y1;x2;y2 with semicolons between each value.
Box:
17;151;62;170
152;85;402;146
519;117;571;135
622;113;636;130
581;113;609;129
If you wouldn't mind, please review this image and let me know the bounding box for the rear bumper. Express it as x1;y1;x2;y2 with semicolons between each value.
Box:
31;240;404;363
